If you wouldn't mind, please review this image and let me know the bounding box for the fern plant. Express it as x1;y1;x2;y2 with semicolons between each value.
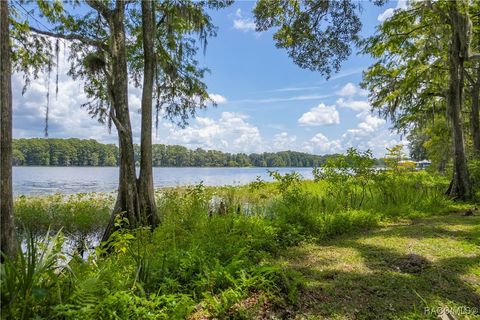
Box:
1;229;70;319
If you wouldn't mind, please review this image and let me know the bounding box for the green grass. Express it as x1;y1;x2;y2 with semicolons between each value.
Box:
3;171;478;319
273;213;480;320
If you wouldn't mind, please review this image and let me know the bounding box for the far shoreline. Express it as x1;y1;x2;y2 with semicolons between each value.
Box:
12;165;318;168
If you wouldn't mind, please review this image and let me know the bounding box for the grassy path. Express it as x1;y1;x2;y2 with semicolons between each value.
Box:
274;213;480;319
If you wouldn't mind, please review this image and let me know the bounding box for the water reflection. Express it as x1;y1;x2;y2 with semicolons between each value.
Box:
13;167;314;196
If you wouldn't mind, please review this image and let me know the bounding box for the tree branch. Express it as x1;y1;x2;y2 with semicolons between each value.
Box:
465;68;475;85
28;26;107;50
425;91;446;98
110;109;127;134
470;53;480;61
392;24;429;38
85;0;111;18
156;13;166;29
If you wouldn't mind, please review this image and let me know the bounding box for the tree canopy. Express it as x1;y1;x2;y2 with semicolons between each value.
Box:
12;138;341;168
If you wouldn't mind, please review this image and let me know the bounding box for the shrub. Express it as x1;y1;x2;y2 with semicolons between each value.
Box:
1;231;70;319
7;167;456;319
313;148;377;210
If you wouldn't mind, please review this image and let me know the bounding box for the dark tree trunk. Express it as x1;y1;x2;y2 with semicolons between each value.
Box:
437;159;447;173
102;1;141;243
471;67;480;155
138;0;159;228
446;1;471;200
0;0;17;260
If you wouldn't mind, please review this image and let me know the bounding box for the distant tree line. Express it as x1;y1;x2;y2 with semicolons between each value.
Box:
13;138;343;167
13;138;118;166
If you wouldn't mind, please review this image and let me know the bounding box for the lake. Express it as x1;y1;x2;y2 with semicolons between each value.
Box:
13;166;314;196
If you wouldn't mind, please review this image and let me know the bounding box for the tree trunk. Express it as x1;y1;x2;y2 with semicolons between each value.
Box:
471;67;480;155
446;1;471;200
0;0;17;260
102;1;141;243
138;0;159;228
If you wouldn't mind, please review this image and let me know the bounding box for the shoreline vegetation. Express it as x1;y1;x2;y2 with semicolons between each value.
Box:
11;138;386;168
2;0;480;319
4;155;480;319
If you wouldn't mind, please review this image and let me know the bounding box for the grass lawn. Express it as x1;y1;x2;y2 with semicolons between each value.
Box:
272;212;480;320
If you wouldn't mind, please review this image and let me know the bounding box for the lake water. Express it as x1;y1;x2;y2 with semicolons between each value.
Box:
13;167;314;196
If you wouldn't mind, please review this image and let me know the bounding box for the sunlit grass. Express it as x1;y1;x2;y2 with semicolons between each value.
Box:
275;214;480;320
4;171;477;319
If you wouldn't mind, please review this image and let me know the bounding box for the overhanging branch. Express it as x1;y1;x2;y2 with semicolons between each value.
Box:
470;53;480;61
85;0;111;19
28;26;107;50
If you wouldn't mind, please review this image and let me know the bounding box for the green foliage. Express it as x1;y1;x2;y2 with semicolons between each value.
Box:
254;0;364;78
15;193;112;235
1;230;69;319
98;216;137;256
268;170;303;200
360;0;478;200
13;138;118;166
468;158;480;199
14;193;112;258
360;0;448;133
248;176;266;192
7;167;458;319
13;138;334;167
384;144;415;172
372;171;451;215
408;120;452;172
313;148;376;210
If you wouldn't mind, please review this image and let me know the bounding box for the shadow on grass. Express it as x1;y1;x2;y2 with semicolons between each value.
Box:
369;215;480;246
280;215;480;320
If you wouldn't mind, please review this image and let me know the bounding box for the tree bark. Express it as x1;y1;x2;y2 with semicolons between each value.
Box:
446;1;471;200
0;0;17;260
138;0;159;228
471;66;480;155
101;1;141;243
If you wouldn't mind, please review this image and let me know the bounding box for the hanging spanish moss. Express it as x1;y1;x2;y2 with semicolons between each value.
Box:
45;57;52;137
55;38;60;99
63;39;66;64
155;62;161;137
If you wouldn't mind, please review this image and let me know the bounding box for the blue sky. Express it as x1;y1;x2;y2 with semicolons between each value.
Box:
12;0;407;157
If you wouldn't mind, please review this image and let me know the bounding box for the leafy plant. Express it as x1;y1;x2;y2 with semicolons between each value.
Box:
313;148;376;210
268;170;303;202
1;230;70;319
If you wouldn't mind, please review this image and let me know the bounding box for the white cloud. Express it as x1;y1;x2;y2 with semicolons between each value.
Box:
340;112;394;156
342;128;401;157
357;112;385;132
298;103;340;126
299;110;399;156
233;8;256;32
336;98;371;112
303;133;342;154
233;19;256;32
12;59;120;143
378;0;408;22
209;93;227;104
235;8;242;18
335;82;368;97
162;112;263;153
235;93;332;104
377;8;395;22
12;43;150;145
11;39;402;158
359;88;369;96
269;85;324;93
336;82;358;96
273;132;297;150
